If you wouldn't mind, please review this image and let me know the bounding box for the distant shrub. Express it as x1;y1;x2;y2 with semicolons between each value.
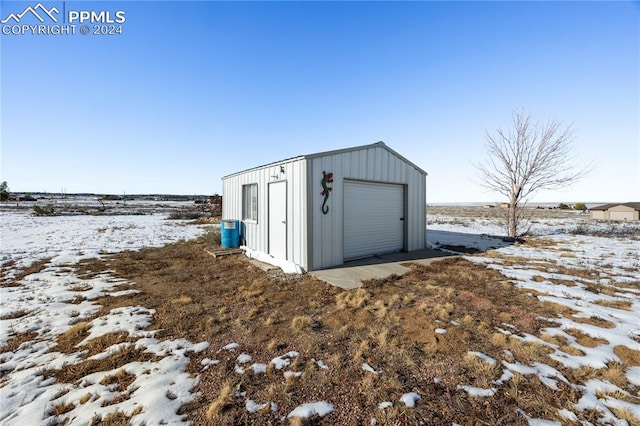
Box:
168;211;208;220
558;203;571;210
0;181;9;201
573;202;587;211
33;204;56;216
571;222;640;239
202;227;221;247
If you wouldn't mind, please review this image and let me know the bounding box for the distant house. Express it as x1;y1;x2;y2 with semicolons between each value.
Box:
222;142;427;272
589;203;640;221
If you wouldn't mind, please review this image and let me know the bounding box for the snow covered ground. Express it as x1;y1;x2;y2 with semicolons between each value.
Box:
1;211;208;424
429;215;640;424
1;209;639;424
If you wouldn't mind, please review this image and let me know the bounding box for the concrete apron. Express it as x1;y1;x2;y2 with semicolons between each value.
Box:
310;249;454;290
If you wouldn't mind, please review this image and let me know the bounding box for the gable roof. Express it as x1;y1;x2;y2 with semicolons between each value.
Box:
590;202;640;211
222;141;427;179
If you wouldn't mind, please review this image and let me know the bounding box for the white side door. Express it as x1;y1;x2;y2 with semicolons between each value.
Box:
268;181;287;259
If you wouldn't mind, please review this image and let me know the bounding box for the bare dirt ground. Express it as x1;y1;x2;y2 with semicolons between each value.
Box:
3;205;638;425
41;233;628;425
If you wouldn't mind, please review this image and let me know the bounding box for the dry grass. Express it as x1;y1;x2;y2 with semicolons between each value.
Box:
90;411;131;425
205;381;235;419
61;235;633;425
564;328;609;348
567;314;616;329
594;299;633;311
614;345;640;366
1;257;52;287
51;401;76;416
99;369;137;392
336;287;370;309
55;322;92;353
522;237;558;248
0;331;39;354
171;295;193;304
0;309;32;320
290;315;313;332
69;283;93;292
43;345;159;384
540;301;578;316
600;362;628;388
610;407;640;426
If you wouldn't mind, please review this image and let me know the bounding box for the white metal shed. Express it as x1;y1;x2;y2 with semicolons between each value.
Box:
222;142;427;272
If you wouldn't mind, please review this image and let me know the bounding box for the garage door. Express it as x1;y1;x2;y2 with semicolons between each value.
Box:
344;180;404;260
610;211;633;221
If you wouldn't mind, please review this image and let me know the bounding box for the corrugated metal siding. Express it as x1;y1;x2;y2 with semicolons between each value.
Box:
222;158;308;270
309;145;426;270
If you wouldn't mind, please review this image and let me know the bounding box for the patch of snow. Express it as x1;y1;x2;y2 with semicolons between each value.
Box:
108;289;141;297
237;353;252;364
313;359;328;369
219;342;239;352
362;363;383;375
517;408;562;426
270;351;299;370
378;401;393;409
80;306;155;345
399;392;421;408
284;371;302;378
246;399;269;413
435;328;447;334
628;366;640;386
251;363;267;374
492;369;514;385
557;408;577;421
87;342;132;360
0;211;211;425
1;212;205;276
457;386;497;397
501;361;567;390
467;351;497;365
242;246;304;274
2;337;208;425
200;358;219;371
287;401;335;419
575;379;638;423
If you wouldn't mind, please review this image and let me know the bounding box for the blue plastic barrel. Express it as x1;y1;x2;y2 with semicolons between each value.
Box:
220;219;240;249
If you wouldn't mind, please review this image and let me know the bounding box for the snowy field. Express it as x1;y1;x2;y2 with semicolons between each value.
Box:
429;213;640;424
1;211;209;424
1;209;639;424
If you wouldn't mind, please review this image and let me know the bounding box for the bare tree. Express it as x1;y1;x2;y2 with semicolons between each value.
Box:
477;110;590;239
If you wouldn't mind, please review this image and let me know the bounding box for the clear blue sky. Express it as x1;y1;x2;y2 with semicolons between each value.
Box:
1;0;638;202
